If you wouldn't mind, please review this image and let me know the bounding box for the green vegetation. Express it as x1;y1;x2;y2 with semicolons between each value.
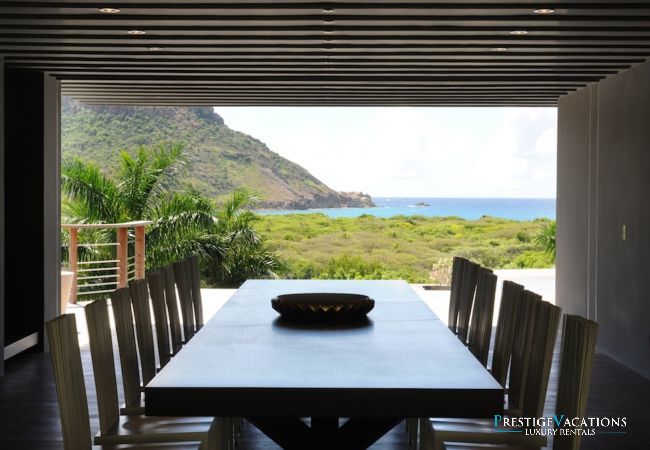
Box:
61;144;281;287
61;98;357;209
534;220;557;259
61;101;557;286
256;214;555;284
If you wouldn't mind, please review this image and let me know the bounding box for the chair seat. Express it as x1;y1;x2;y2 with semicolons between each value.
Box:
94;442;202;450
120;398;145;415
94;415;217;446
427;418;547;448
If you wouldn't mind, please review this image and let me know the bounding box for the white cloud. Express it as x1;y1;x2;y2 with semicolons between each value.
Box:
216;107;557;198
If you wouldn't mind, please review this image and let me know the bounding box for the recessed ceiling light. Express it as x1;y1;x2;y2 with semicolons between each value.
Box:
492;47;508;52
533;8;556;14
148;46;163;51
99;7;121;14
127;30;146;35
510;30;528;35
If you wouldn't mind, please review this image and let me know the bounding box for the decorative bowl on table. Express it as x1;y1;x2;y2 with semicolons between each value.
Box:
271;293;375;321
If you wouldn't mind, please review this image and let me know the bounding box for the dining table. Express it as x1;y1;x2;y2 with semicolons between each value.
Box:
145;279;503;450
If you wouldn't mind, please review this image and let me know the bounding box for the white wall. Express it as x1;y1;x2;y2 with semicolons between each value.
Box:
43;75;61;338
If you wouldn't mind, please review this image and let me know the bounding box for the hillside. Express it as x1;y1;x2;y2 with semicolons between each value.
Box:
61;97;374;209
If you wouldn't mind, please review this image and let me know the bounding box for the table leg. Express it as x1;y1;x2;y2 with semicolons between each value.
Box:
247;416;402;449
311;417;339;449
338;417;403;449
247;417;311;449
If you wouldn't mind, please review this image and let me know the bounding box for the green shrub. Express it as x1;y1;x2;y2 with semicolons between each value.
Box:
257;213;553;282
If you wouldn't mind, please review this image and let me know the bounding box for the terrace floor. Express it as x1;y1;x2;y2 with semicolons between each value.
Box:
1;274;648;450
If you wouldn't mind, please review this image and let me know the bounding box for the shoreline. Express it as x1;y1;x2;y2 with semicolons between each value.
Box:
255;197;556;221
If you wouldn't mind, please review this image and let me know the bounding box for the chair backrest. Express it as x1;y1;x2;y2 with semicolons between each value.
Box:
110;287;142;410
173;258;196;341
162;265;184;353
522;300;562;418
467;268;497;366
490;280;524;386
447;256;466;333
188;255;204;330
553;315;599;450
129;278;157;384
147;269;171;367
455;260;480;343
85;299;120;435
508;289;542;409
46;314;92;450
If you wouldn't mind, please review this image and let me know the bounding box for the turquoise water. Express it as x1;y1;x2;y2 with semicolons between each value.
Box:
257;197;556;220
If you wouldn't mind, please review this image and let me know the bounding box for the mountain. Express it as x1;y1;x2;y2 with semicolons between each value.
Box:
61;97;374;209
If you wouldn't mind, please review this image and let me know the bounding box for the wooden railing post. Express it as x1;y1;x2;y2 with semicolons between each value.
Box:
68;227;78;304
134;224;146;279
62;221;151;298
117;227;128;288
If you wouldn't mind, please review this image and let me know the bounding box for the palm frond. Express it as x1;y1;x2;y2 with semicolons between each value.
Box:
61;157;121;223
117;143;188;218
534;221;556;260
217;189;259;224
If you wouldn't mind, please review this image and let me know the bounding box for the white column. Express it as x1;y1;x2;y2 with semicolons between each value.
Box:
43;74;61;332
0;56;5;375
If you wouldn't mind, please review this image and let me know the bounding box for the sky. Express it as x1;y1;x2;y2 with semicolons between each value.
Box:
214;107;557;199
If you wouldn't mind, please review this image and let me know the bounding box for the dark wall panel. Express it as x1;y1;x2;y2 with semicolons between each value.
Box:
596;63;650;379
0;57;5;374
3;69;45;351
557;62;650;379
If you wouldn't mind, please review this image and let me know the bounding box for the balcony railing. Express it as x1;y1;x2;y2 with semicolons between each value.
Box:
61;221;152;303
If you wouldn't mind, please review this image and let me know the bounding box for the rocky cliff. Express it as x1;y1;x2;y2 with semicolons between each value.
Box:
61;97;374;209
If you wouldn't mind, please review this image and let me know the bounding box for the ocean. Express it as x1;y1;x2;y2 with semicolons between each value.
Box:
257;197;556;221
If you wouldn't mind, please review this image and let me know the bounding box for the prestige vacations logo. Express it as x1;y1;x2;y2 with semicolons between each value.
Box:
493;414;627;437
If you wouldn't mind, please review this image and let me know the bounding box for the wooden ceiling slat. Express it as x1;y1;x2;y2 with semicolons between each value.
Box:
2;1;649;106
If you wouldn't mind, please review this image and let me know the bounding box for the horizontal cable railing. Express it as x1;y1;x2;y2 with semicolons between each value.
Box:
61;221;152;303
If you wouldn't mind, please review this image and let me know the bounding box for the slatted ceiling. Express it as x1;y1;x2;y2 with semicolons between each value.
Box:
2;1;649;106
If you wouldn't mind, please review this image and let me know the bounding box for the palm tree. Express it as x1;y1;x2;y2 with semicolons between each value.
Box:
62;143;280;284
534;221;556;261
206;190;283;287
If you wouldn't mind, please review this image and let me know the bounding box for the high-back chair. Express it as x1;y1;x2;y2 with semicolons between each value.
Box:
447;256;467;333
507;289;541;410
162;265;184;353
46;314;202;450
47;314;93;450
173;259;195;342
85;299;223;450
188;255;204;331
130;278;158;382
489;280;524;387
521;301;562;419
147;269;172;367
420;299;561;450
455;260;480;343
85;299;121;436
466;268;497;366
111;287;144;415
553;315;599;450
429;315;598;450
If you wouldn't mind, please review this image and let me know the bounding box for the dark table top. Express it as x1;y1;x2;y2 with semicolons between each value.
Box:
145;280;503;418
